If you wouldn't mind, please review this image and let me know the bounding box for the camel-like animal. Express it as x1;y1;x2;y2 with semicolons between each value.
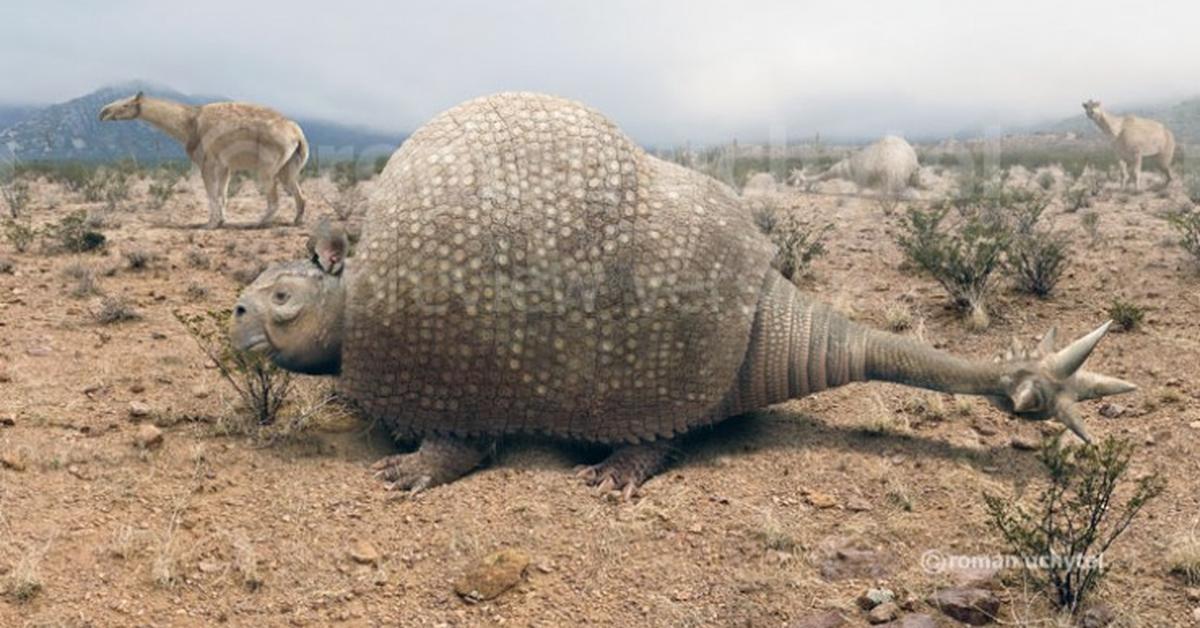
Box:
800;135;919;195
1082;99;1175;191
99;92;308;228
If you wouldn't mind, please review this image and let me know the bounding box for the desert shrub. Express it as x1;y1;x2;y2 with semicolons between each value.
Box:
1036;170;1055;191
94;297;141;324
0;177;31;218
895;204;1008;329
1080;211;1101;244
983;436;1165;613
754;202;831;282
1166;206;1200;266
186;250;211;269
175;309;294;428
1008;199;1070;297
43;210;106;253
1168;533;1200;585
63;262;102;298
123;247;158;271
146;168;181;210
1106;298;1144;332
185;282;210;301
3;218;37;253
82;168;130;209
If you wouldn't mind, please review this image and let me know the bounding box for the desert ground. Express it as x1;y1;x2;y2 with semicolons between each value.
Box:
1;159;1199;627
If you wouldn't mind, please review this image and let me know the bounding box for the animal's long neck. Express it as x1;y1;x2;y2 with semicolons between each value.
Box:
136;97;198;146
1090;109;1123;138
729;272;1007;413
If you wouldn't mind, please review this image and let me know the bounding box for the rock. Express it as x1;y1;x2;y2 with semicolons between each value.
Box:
1077;603;1115;628
454;548;529;603
788;611;846;628
128;401;151;419
26;345;51;357
878;614;937;628
927;587;1000;625
1189;421;1200;430
134;424;163;449
867;602;900;624
1186;587;1200;602
0;415;14;427
0;451;27;472
1097;402;1126;419
846;497;873;512
813;536;894;581
1193;607;1200;623
857;587;895;610
192;385;211;399
0;364;11;383
348;540;380;566
1009;434;1040;451
806;491;839;509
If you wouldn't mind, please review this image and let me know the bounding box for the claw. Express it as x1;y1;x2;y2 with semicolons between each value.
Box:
1048;321;1112;379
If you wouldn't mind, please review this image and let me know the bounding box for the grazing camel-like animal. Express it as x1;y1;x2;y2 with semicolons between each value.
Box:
99;92;308;228
1082;100;1175;191
800;135;919;195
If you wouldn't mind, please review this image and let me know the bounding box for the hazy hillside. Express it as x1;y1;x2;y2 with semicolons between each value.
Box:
1042;97;1200;143
0;104;41;133
0;81;404;162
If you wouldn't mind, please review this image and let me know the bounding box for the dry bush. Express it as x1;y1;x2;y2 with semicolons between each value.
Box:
1168;529;1200;585
1008;200;1070;298
753;200;831;283
186;249;211;269
2;218;36;253
1106;298;1144;332
123;247;159;271
983;436;1164;613
0;178;30;219
63;262;102;298
94;297;141;324
43;210;106;253
1166;206;1200;267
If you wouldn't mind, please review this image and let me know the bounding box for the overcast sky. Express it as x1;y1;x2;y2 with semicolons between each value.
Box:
2;1;1198;144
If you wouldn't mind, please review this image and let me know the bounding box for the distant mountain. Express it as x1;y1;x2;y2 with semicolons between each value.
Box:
1036;97;1200;144
0;81;405;162
0;104;41;133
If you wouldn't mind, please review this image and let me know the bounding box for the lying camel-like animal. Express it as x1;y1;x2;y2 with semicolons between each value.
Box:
99;91;308;228
802;135;919;195
1082;99;1175;191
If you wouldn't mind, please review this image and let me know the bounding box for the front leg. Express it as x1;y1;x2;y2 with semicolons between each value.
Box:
1132;153;1143;191
371;434;487;493
576;441;675;499
1117;160;1129;190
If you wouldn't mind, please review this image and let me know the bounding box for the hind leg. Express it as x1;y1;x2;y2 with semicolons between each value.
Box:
258;176;280;226
576;441;675;499
283;169;306;225
371;435;487;493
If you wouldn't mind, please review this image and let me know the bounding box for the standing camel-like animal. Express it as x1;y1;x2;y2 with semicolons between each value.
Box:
99;92;308;228
1082;99;1175;191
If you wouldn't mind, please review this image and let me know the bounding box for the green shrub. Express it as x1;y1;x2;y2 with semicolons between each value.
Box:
3;218;37;253
755;202;831;282
983;436;1165;613
146;168;181;210
43;210;106;253
1;178;30;218
1008;199;1070;298
895;204;1008;329
1107;298;1145;332
175;309;294;428
1166;206;1200;266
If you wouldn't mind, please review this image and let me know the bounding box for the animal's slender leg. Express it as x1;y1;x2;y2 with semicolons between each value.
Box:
259;174;280;226
203;164;225;229
1161;154;1175;186
1132;153;1143;191
284;169;306;225
371;435;487;493
1118;160;1129;190
576;440;675;499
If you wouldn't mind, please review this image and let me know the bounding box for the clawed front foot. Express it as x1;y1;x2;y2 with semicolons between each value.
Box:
575;441;675;500
371;435;486;494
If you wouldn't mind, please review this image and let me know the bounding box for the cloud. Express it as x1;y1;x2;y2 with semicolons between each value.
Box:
2;0;1198;144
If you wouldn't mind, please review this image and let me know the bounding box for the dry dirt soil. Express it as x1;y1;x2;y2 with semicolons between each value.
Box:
1;172;1198;627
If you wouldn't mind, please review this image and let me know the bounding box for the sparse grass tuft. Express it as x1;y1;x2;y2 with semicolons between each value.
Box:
983;436;1165;613
1106;298;1145;332
123;247;158;271
1080;211;1101;244
755;202;831;283
94;297;141;324
1168;530;1200;585
186;249;211;269
185;282;210;301
2;218;36;253
63;262;102;298
3;540;49;603
883;303;914;332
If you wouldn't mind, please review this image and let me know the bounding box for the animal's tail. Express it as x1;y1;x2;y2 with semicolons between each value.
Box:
289;132;310;172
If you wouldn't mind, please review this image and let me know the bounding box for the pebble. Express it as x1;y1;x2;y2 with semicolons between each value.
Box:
857;587;895;610
1098;402;1126;419
26;345;51;357
867;602;899;624
192;385;211;399
128;401;151;419
348;540;381;566
926;587;1000;625
0;451;27;472
454;548;529;603
1009;434;1040;451
134;424;163;449
1077;603;1115;628
805;491;839;509
845;497;873;512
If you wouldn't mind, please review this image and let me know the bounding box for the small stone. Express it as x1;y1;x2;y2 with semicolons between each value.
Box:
192;385;211;399
0;451;27;472
857;587;895;610
134;424;163;449
806;491;838;509
454;548;529;603
348;540;380;566
1077;603;1115;628
0;415;14;427
128;401;151;419
26;345;51;357
1186;587;1200;602
130;382;146;394
1193;607;1200;623
878;614;937;628
1009;434;1040;451
1098;402;1126;419
927;587;1000;625
198;560;222;573
0;365;11;383
813;536;894;581
867;602;900;624
787;611;846;628
846;497;873;512
1189;421;1200;430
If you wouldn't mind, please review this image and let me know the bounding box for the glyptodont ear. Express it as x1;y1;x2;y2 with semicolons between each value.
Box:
307;218;349;276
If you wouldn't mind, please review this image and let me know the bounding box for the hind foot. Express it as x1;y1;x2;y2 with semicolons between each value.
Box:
575;441;675;500
371;435;486;494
